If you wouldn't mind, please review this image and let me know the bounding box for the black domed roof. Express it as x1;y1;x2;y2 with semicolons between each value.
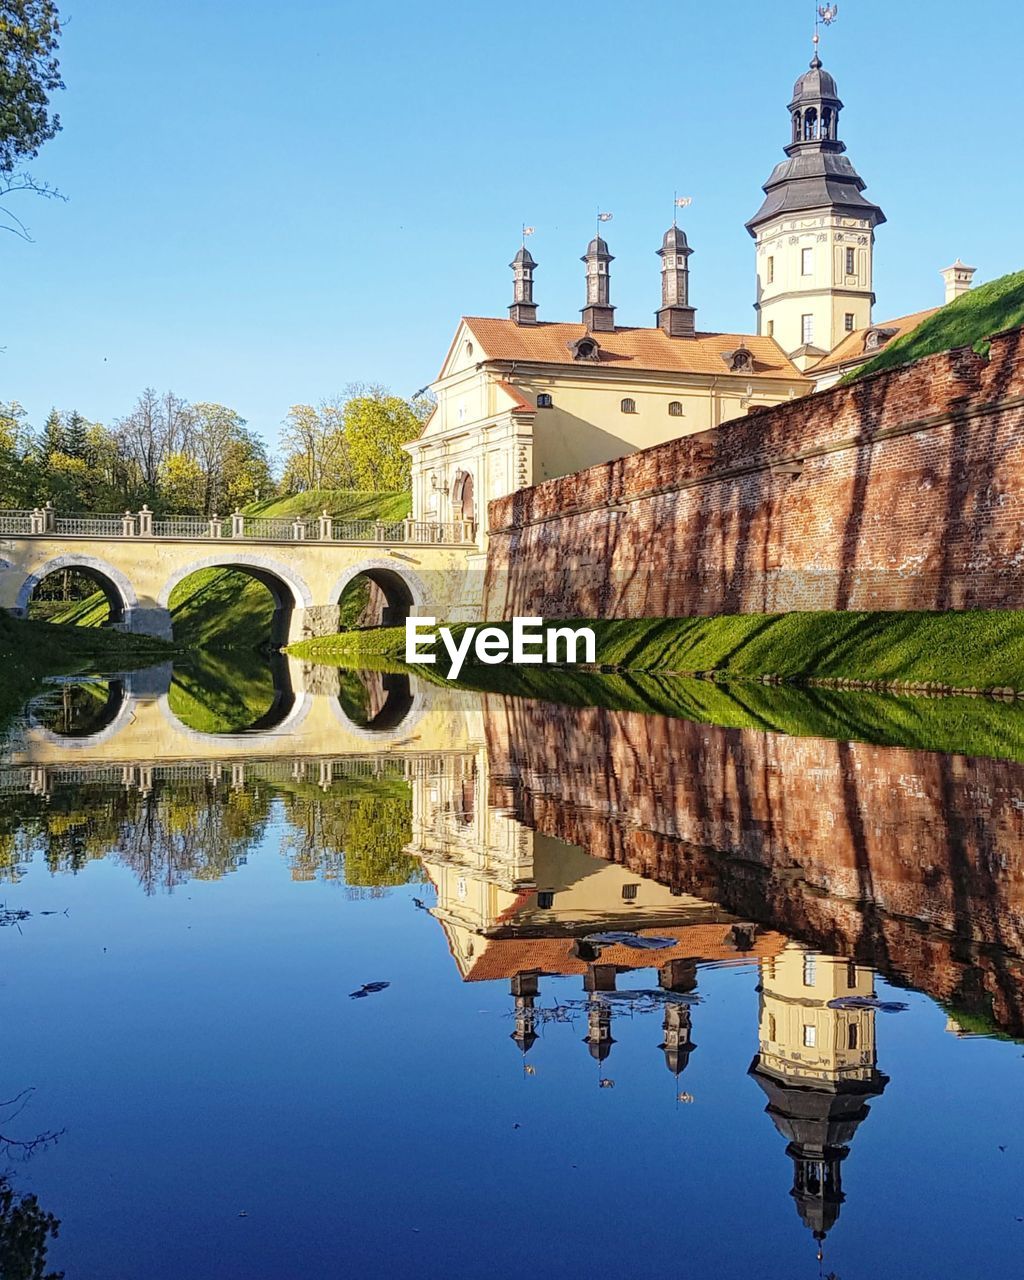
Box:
792;54;840;104
660;225;692;253
584;235;612;259
510;246;536;268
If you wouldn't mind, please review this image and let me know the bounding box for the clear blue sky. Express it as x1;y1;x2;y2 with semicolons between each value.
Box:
4;0;1020;453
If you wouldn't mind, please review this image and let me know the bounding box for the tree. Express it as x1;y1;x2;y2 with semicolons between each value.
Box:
279;400;352;492
343;385;424;491
0;401;36;505
113;388;193;502
187;403;269;515
221;428;273;511
61;410;87;460
39;408;63;459
0;2;65;238
158;452;204;515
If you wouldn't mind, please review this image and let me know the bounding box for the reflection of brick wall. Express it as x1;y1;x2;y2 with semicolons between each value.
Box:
483;694;1024;1034
484;328;1024;617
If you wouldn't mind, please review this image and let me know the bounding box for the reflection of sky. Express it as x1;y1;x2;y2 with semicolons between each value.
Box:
3;813;1024;1279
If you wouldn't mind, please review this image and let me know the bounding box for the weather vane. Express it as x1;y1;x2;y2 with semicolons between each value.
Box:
521;223;535;245
673;193;693;227
813;3;839;56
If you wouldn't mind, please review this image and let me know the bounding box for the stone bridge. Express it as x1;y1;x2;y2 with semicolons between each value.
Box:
0;506;482;641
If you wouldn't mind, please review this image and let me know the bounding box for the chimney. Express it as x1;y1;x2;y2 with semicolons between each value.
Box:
940;259;977;305
509;245;538;325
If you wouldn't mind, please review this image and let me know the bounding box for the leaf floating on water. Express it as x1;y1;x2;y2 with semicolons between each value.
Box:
584;931;675;950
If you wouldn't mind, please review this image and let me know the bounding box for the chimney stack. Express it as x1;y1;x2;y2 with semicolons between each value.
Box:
941;259;977;305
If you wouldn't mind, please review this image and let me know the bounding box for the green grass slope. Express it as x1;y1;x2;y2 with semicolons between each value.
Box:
168;567;276;650
47;590;110;627
243;489;410;521
849;268;1024;381
288;610;1024;692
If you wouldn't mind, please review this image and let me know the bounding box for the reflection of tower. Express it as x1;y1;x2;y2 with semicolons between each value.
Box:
749;946;888;1249
584;1002;615;1062
660;1002;696;1077
510;971;539;1055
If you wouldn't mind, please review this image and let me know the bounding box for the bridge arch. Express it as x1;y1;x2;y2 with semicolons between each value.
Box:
15;554;139;625
329;671;431;741
330;558;428;628
159;553;315;647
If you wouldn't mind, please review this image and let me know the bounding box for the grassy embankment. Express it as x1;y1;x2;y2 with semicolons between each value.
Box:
0;611;170;731
846;267;1024;381
287;611;1024;763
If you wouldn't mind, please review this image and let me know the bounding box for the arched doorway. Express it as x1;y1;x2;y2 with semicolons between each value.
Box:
451;470;475;524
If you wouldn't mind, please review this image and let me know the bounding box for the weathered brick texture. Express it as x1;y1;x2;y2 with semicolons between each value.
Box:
484;327;1024;616
483;693;1024;1034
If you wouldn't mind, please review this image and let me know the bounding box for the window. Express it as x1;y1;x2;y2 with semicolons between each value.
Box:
729;348;754;373
620;397;637;414
767;1014;776;1041
803;1024;817;1048
803;953;817;986
801;247;814;276
848;1023;859;1050
621;884;638;902
536;393;553;408
464;341;474;357
845;247;855;275
844;313;855;332
767;255;775;284
801;314;814;345
537;891;554;909
767;319;775;338
668;401;683;417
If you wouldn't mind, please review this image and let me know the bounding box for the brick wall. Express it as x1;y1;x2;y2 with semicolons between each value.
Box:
483;327;1024;617
483;693;1024;1034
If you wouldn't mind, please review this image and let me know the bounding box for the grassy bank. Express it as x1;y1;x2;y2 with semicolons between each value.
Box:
0;612;171;731
287;610;1024;693
849;268;1024;380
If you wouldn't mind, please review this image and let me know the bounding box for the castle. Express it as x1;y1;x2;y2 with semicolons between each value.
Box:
407;53;974;539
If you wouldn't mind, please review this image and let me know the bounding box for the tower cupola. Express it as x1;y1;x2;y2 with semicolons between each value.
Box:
656;225;696;338
746;55;886;363
509;245;538;326
581;235;615;332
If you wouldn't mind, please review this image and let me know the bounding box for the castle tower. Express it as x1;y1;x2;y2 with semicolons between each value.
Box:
748;947;889;1249
747;55;885;366
581;235;615;332
509;245;538;326
656;225;697;338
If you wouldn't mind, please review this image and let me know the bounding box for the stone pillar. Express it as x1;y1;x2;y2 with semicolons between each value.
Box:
122;607;173;641
30;508;45;535
139;505;153;536
404;517;414;542
43;501;55;531
122;510;135;536
292;519;305;541
231;509;245;538
374;519;384;543
319;510;333;540
209;514;222;538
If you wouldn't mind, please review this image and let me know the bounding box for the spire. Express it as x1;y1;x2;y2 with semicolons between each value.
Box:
656;225;697;338
746;56;885;234
581;235;615;332
509;244;538;326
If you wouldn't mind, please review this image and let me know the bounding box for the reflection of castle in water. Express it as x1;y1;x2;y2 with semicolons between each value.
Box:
407;747;888;1248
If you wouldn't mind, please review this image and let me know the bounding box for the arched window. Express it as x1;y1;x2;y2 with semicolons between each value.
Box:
536;393;553;408
620;397;637;414
730;349;754;373
451;470;475;523
792;110;802;144
803;107;818;141
821;107;833;139
668;401;683;417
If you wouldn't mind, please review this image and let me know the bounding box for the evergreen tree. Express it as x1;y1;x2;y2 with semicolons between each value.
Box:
40;408;64;459
62;410;88;460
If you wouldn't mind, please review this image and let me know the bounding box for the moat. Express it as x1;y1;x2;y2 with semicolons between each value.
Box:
2;660;1024;1278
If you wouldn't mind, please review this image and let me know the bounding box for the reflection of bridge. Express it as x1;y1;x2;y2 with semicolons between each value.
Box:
0;506;482;639
3;660;484;775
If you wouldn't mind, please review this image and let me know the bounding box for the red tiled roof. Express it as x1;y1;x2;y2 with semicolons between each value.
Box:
465;924;786;982
457;317;806;381
810;307;938;374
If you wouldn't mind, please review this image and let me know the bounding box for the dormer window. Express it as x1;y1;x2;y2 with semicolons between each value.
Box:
863;326;897;353
721;347;755;373
569;336;601;361
536;393;553;408
668;401;683;417
620;397;637;414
